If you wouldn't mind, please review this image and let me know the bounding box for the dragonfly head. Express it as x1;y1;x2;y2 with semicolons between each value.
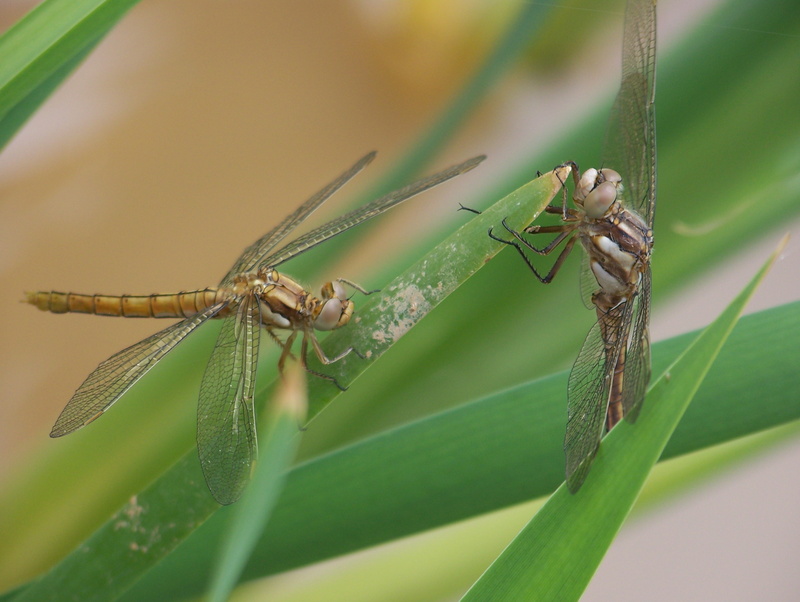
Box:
314;280;353;331
574;168;622;219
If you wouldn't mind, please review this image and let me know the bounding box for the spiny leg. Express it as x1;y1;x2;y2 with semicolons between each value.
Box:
299;333;348;391
309;328;366;365
504;218;575;256
489;219;579;283
271;327;350;391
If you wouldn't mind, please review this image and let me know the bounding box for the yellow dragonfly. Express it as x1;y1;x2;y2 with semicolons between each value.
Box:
27;152;485;504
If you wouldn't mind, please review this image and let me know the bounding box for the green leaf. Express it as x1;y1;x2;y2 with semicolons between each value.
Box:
461;239;787;600
120;297;800;601
0;0;141;149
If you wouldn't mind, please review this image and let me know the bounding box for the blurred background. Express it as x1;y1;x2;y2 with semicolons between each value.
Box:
1;0;798;599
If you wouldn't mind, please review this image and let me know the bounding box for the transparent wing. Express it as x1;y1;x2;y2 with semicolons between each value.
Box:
258;155;486;270
601;0;657;226
564;300;633;492
621;268;652;422
196;293;261;505
579;251;596;310
219;151;377;285
50;302;228;437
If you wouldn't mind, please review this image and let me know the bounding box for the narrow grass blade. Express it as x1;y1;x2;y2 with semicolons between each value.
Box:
205;364;307;602
0;0;141;149
461;237;788;601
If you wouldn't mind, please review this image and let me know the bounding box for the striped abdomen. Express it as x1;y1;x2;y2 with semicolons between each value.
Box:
25;289;229;318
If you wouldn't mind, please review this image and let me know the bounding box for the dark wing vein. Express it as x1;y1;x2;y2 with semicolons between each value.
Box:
601;0;657;225
196;294;261;505
565;300;634;492
50;302;228;437
219;151;377;285
257;155;486;270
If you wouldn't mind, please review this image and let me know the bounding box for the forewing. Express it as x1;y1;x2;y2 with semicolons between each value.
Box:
601;0;657;225
622;269;652;422
196;294;261;505
50;302;227;437
564;302;628;492
258;155;485;269
219;151;377;285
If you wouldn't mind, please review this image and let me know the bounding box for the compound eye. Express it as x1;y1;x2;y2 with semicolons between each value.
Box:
575;168;599;203
314;298;343;331
332;280;347;300
583;180;618;218
599;168;622;185
319;280;348;301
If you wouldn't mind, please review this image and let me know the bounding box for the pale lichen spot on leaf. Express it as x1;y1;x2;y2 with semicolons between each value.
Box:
371;283;432;346
111;495;162;554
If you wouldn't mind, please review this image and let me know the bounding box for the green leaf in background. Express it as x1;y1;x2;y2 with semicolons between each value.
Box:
0;0;141;149
461;238;787;600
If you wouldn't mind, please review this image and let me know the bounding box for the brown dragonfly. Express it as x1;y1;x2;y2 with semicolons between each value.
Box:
489;0;656;492
27;152;484;504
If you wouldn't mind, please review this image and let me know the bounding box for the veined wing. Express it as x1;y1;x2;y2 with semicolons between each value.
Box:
50;302;228;437
196;293;261;505
621;268;652;422
219;152;377;286
579;252;596;310
601;0;657;225
565;300;635;492
259;155;486;270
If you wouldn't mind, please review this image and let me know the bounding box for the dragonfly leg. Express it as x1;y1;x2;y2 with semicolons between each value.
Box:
507;220;575;255
553;161;583;220
276;330;299;373
299;333;348;391
457;203;481;215
336;278;379;297
308;329;365;364
489;219;579;283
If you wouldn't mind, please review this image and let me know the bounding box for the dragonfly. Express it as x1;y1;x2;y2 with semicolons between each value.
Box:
27;151;485;504
489;0;656;492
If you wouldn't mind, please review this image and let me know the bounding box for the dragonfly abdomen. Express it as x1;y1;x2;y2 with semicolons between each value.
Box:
606;342;628;431
25;289;226;318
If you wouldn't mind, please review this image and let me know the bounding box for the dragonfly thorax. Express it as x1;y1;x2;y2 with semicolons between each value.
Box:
231;271;270;296
244;268;353;333
581;204;651;303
